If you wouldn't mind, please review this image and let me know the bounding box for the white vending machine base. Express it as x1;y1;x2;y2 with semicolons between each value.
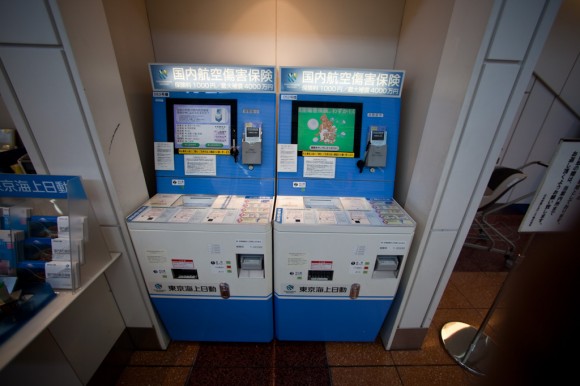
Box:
273;196;415;341
127;194;275;342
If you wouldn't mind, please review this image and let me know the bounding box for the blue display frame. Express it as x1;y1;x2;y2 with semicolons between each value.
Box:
277;92;402;198
154;91;277;196
151;64;277;197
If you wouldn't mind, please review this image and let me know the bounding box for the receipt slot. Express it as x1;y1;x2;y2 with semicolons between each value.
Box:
238;254;265;278
242;122;262;166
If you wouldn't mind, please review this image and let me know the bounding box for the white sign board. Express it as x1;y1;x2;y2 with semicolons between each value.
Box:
520;139;580;232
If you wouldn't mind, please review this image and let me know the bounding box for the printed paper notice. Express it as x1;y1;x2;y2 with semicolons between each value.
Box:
278;144;297;172
520;139;580;232
134;207;167;222
146;250;167;264
185;154;216;176
154;142;175;171
169;208;198;223
303;157;335;178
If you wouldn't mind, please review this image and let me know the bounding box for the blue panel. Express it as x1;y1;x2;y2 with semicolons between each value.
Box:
150;64;275;92
152;297;274;342
156;176;276;196
274;295;392;341
280;67;404;97
277;93;400;198
0;174;85;199
0;283;56;344
276;178;394;198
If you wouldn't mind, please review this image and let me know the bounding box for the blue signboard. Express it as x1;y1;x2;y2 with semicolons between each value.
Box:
280;67;404;98
150;63;276;93
0;174;85;199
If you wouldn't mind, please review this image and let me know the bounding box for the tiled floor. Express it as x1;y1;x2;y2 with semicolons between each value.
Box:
114;211;530;386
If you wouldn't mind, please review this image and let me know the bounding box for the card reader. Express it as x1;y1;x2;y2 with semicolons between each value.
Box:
242;122;262;165
365;126;387;168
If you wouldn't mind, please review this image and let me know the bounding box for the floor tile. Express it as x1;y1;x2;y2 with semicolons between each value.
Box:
129;341;199;366
275;366;331;386
188;367;272;386
330;366;402;386
193;341;273;368
116;366;190;386
477;305;506;334
326;340;394;366
396;365;479;386
438;280;472;309
275;341;327;367
449;271;506;308
454;246;510;273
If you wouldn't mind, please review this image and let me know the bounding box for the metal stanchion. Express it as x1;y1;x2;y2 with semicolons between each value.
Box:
440;233;535;376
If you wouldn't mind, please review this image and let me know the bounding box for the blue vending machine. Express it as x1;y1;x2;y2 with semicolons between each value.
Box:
274;67;416;341
126;64;276;342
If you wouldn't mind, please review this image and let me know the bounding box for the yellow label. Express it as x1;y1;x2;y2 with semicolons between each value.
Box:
178;149;230;155
302;151;354;158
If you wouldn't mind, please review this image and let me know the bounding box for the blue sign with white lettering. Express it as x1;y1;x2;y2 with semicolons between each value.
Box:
280;67;404;97
0;174;85;199
149;63;276;93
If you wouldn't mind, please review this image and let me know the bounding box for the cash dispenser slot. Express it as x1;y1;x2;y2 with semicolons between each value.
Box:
237;254;265;278
372;255;401;279
307;270;334;281
172;269;199;279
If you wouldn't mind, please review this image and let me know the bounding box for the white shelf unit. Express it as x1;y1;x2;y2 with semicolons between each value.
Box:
0;174;122;373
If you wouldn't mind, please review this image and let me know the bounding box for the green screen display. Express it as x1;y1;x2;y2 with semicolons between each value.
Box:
291;101;363;157
296;107;357;153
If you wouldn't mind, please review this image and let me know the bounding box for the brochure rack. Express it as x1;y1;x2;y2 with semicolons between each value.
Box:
0;174;120;369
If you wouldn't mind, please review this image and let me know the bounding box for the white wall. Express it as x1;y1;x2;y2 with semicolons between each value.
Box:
499;0;580;204
383;0;496;347
146;0;277;65
276;0;403;68
103;0;157;196
0;98;13;128
391;0;456;206
55;0;168;343
146;0;403;69
382;0;563;349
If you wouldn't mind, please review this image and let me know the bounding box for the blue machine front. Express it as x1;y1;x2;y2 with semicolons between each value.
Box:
152;296;274;342
154;91;276;196
277;93;401;198
274;295;393;341
148;85;277;342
